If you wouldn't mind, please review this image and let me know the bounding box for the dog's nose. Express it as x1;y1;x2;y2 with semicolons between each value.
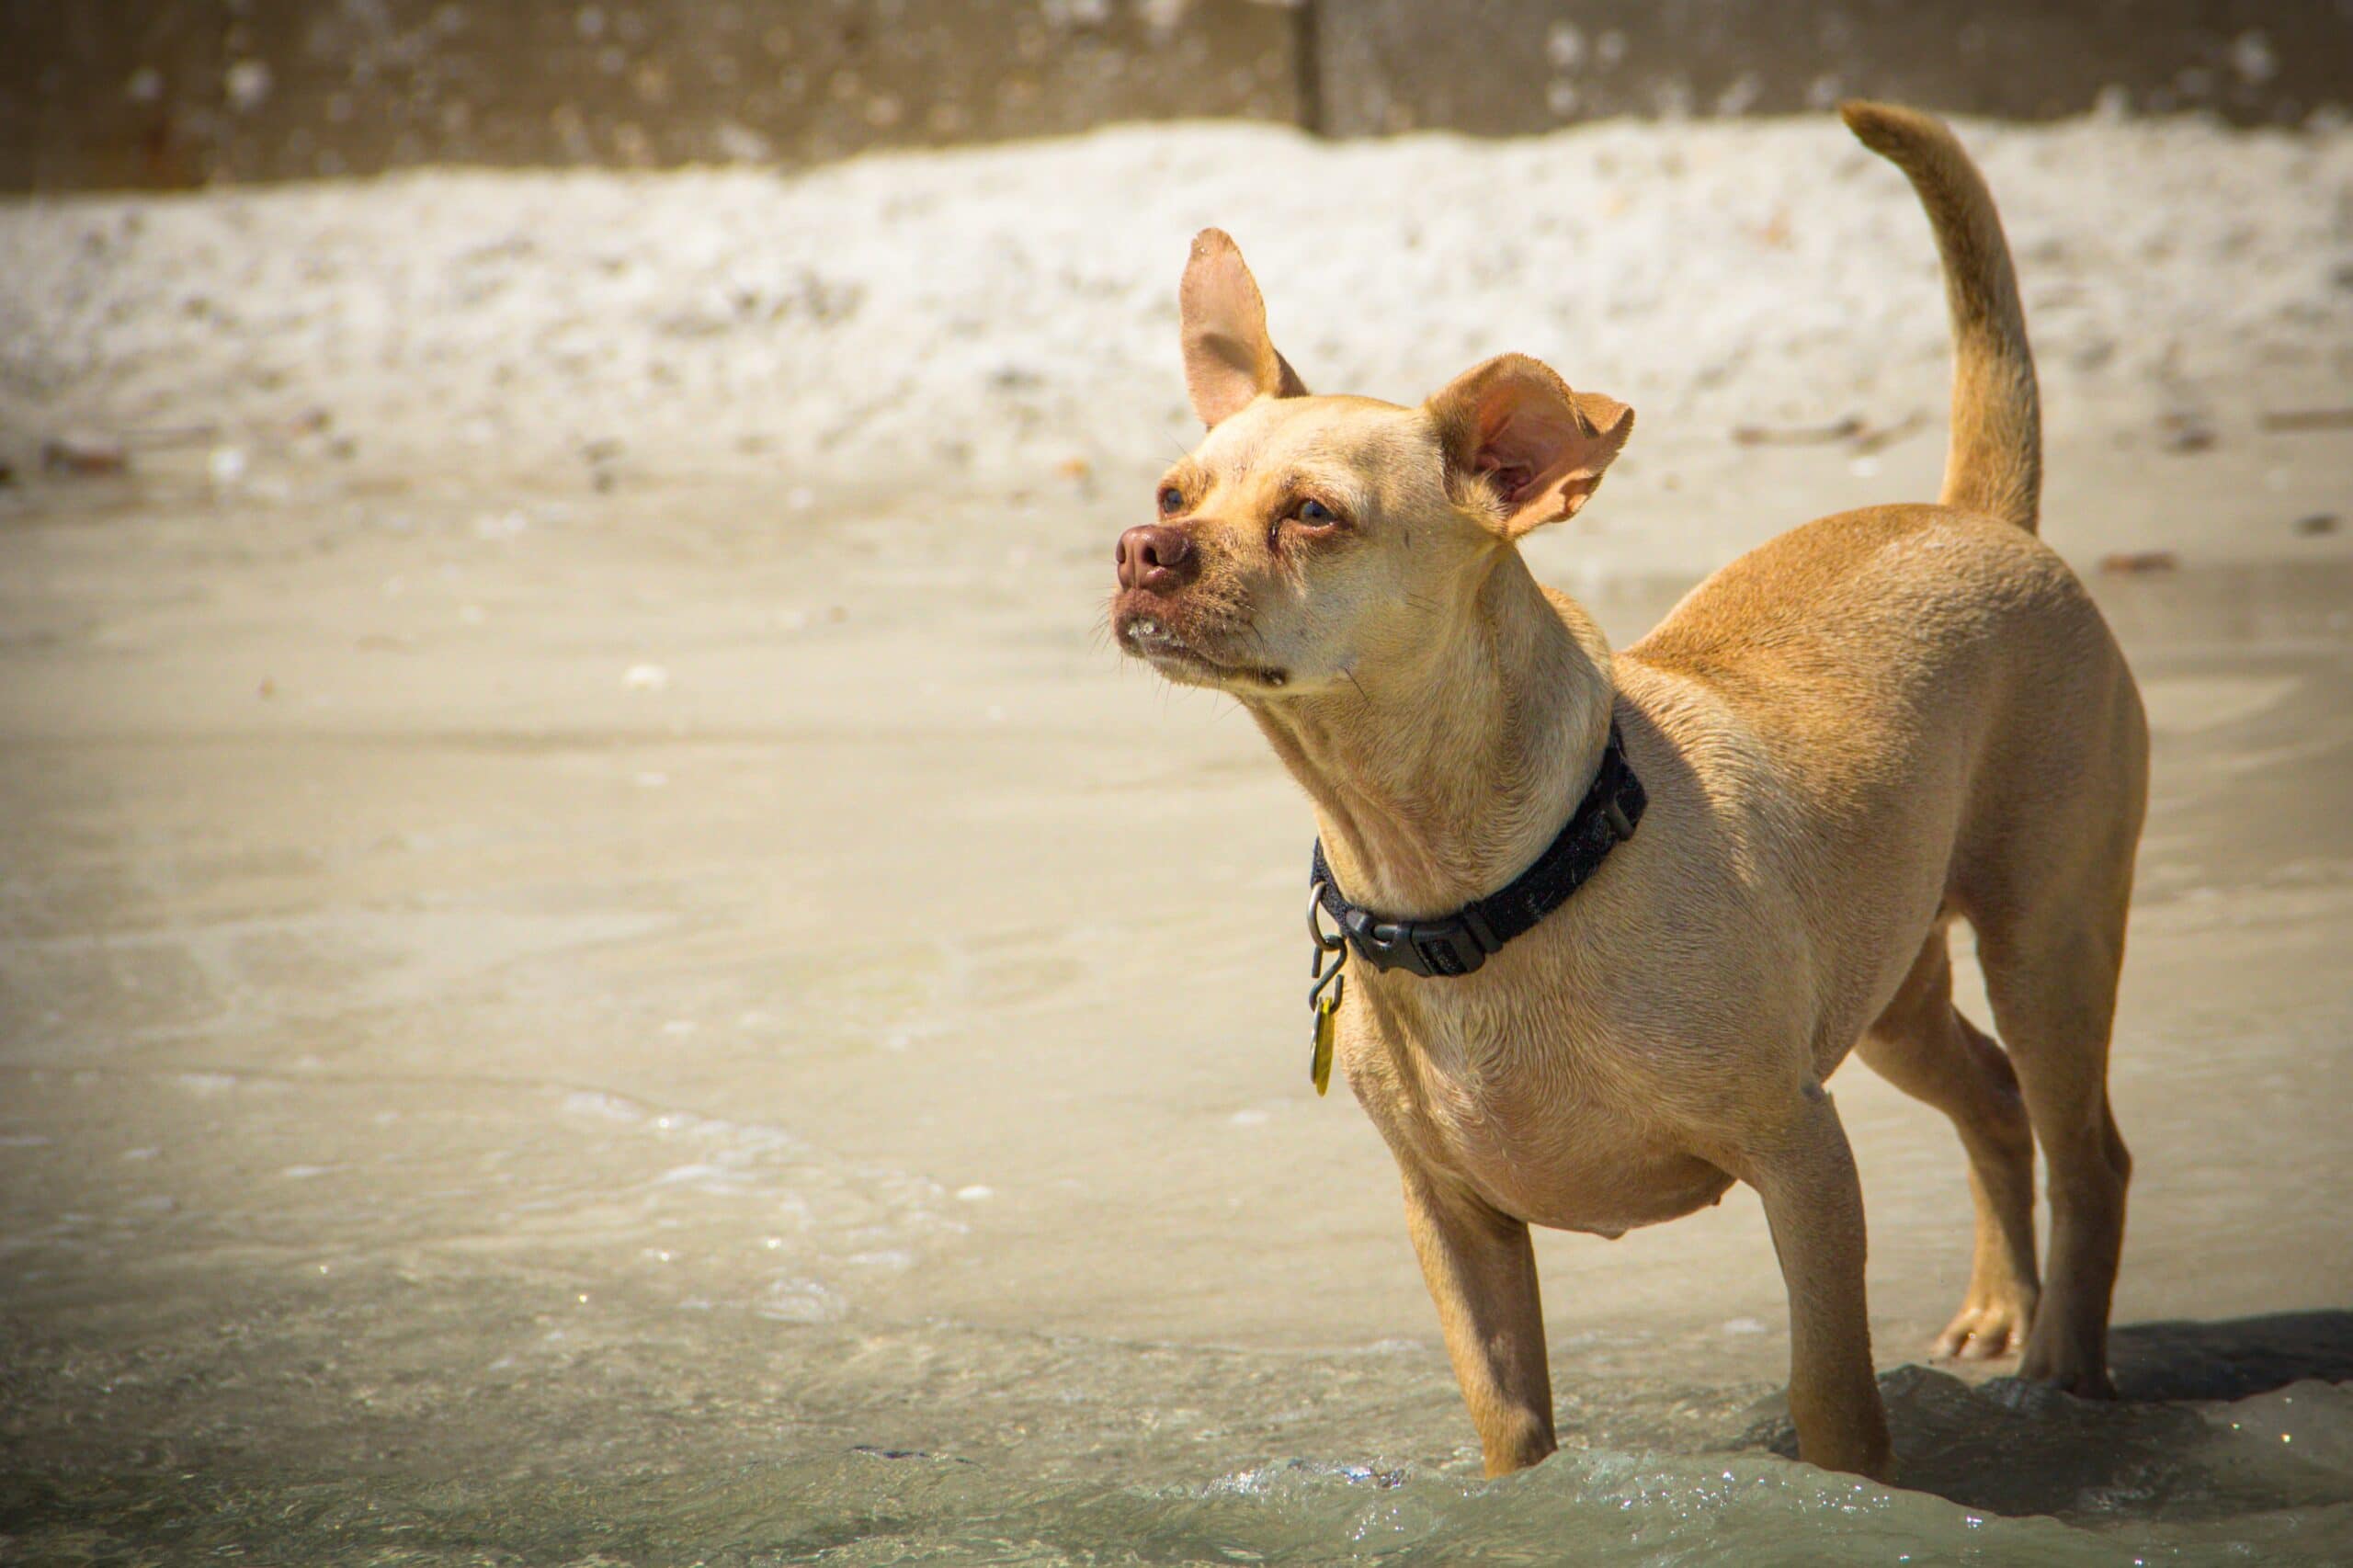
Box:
1116;524;1198;592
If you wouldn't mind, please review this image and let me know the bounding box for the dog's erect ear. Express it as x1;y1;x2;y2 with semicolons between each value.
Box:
1427;353;1633;537
1179;229;1309;426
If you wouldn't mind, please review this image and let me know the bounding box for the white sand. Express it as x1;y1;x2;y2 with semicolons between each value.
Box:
4;115;2348;560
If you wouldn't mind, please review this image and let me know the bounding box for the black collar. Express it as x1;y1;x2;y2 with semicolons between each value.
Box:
1310;720;1644;978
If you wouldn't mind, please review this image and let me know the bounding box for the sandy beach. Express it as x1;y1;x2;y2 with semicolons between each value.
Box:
2;114;2349;1562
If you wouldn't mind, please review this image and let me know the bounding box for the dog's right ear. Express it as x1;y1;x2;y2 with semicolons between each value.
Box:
1179;229;1309;426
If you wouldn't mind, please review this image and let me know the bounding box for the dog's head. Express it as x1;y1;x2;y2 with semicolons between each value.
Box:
1112;230;1632;699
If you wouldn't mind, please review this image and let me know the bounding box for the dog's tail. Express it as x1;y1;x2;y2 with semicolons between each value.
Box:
1842;100;2040;533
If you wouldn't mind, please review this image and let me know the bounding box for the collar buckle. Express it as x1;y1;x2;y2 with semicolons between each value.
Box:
1341;906;1499;978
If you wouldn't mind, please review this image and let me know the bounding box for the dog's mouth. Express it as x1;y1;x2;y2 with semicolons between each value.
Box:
1116;608;1289;690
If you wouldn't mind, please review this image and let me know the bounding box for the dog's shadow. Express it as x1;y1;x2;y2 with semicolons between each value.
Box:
1742;1311;2353;1518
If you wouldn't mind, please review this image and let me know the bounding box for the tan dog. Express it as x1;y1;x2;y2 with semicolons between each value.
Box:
1109;102;2146;1482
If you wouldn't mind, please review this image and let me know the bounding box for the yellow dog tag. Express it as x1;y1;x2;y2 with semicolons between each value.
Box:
1311;991;1338;1096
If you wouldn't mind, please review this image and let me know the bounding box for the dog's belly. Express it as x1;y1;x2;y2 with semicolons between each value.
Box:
1463;1136;1738;1239
1356;1051;1741;1235
1347;996;1753;1237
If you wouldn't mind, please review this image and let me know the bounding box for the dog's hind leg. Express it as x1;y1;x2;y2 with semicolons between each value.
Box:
1973;896;2134;1399
1964;735;2142;1395
1954;616;2144;1399
1859;927;2040;1359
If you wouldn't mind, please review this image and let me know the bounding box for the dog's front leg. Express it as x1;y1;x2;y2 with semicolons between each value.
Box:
1740;1091;1894;1481
1400;1169;1555;1476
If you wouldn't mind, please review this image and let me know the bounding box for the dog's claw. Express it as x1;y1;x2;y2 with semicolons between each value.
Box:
1931;1298;2031;1362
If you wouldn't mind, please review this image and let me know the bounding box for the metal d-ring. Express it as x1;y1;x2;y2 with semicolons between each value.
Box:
1308;880;1346;958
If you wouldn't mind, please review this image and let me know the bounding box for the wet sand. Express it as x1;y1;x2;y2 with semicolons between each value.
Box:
2;439;2349;1562
3;115;2351;1563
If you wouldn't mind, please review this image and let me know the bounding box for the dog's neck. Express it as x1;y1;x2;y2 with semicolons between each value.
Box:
1246;548;1616;919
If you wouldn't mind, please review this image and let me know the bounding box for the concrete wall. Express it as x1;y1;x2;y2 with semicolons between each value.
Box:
0;0;1305;189
1317;0;2353;134
4;1;2347;192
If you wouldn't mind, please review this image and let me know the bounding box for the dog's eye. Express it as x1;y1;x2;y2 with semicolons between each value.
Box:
1296;497;1337;526
1157;485;1184;516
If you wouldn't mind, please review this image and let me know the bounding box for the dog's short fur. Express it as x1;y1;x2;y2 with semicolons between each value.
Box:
1111;103;2146;1481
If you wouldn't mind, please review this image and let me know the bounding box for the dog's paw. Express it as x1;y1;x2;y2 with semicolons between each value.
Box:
1931;1297;2031;1361
2017;1343;2119;1400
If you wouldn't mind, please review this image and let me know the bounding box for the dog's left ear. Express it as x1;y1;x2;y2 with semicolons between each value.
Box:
1179;229;1309;426
1427;353;1633;537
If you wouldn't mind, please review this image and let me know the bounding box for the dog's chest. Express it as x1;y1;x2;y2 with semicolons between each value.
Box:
1343;981;1735;1236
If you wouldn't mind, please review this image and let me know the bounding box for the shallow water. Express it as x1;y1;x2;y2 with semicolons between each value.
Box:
2;475;2348;1564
